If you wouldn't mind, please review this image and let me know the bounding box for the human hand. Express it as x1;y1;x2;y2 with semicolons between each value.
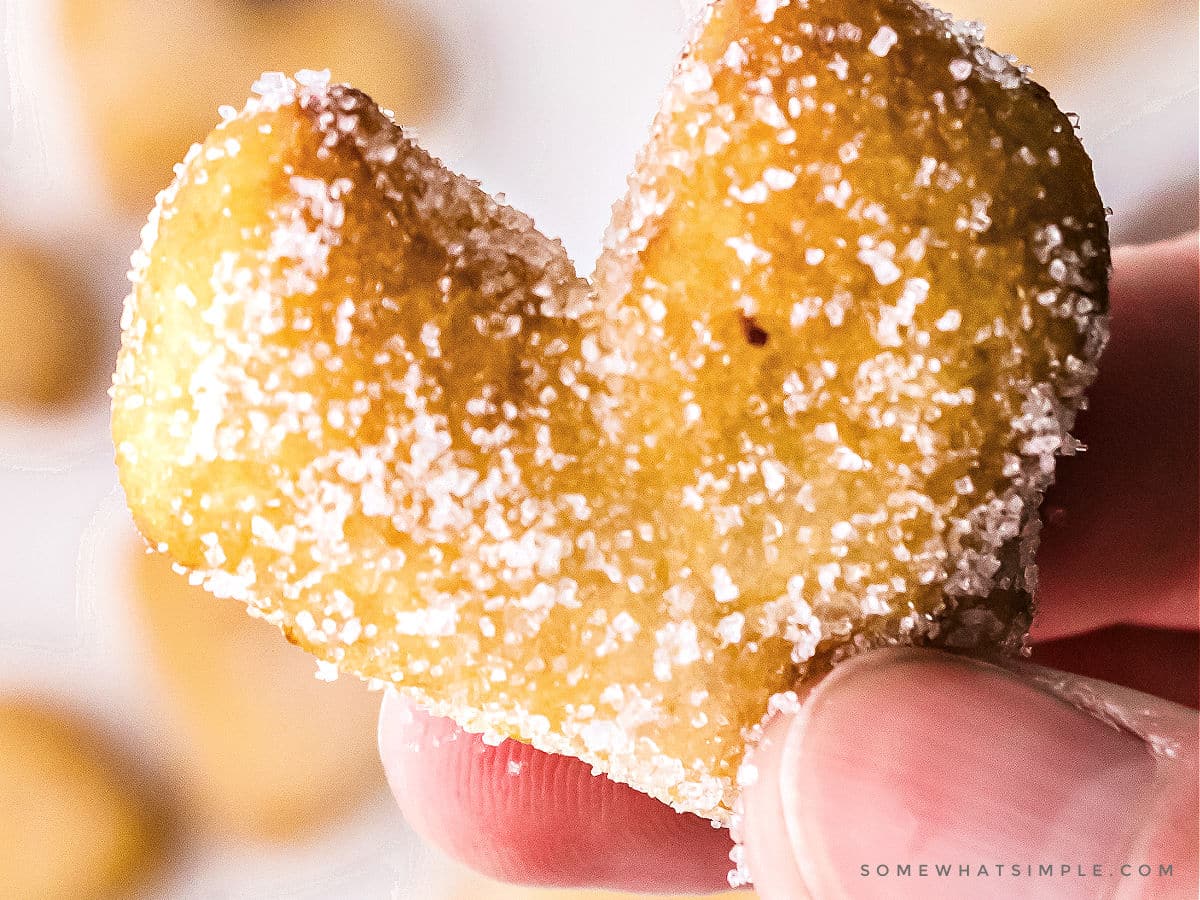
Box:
378;235;1199;898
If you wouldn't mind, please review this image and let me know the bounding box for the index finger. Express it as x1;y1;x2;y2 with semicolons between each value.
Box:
378;694;735;895
1034;234;1199;641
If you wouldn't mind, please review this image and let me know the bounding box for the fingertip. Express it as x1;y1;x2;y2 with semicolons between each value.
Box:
740;711;808;899
378;692;734;893
741;648;1192;899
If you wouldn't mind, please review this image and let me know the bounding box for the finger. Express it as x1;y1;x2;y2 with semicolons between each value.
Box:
743;647;1198;900
1035;234;1199;641
1032;626;1199;709
377;692;734;894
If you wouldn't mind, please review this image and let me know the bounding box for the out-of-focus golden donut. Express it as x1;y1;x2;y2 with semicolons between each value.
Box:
937;0;1181;80
59;0;451;212
129;543;385;841
0;240;100;412
0;699;161;900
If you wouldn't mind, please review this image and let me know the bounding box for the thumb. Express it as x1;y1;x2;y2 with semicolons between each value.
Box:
741;647;1198;900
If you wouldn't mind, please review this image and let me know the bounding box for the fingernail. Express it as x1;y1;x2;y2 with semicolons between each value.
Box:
744;648;1159;899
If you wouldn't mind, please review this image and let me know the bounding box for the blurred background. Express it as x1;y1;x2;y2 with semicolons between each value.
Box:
0;0;1195;897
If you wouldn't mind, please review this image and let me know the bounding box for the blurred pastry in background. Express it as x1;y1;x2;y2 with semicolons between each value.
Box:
939;0;1183;80
58;0;451;213
0;239;102;413
129;543;386;842
0;699;162;899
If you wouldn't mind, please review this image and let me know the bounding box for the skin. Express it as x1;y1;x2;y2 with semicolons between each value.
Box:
380;235;1198;897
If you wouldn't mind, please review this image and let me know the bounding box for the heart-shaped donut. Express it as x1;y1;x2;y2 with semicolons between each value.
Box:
112;0;1108;822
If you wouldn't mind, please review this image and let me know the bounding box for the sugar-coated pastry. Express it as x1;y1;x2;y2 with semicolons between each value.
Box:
0;700;160;899
113;0;1109;823
130;544;384;840
60;0;449;212
0;240;100;411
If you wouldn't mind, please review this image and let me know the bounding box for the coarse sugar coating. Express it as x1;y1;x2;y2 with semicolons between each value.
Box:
112;0;1109;824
